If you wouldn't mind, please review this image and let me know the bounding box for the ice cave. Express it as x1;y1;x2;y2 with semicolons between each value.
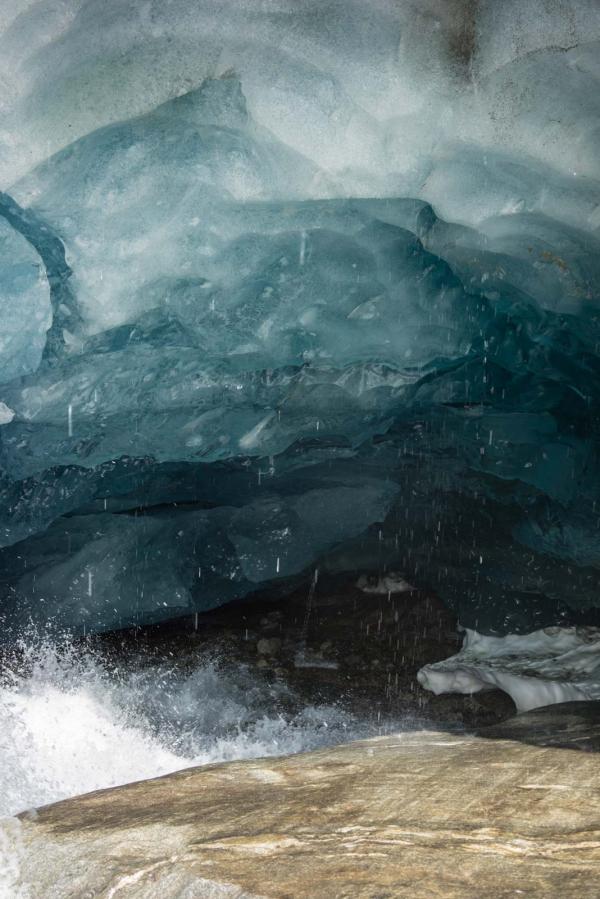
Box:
1;2;600;896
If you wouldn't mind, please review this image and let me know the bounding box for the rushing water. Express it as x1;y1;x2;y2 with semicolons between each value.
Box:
0;632;418;896
0;634;398;819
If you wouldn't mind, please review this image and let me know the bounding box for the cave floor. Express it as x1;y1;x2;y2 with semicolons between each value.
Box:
93;576;516;731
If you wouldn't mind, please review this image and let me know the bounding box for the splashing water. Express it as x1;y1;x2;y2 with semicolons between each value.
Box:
0;636;391;819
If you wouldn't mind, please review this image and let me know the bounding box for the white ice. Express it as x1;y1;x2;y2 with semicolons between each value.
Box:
418;626;600;713
1;0;600;237
357;573;414;595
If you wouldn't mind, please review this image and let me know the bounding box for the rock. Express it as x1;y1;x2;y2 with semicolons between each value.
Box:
260;612;283;630
256;637;282;657
11;703;600;898
256;657;270;669
344;653;362;667
476;700;600;751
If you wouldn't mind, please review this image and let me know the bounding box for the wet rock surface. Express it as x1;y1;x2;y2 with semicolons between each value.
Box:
12;703;600;898
478;701;600;752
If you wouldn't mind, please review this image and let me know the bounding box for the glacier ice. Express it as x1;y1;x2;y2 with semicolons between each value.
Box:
0;479;399;636
418;627;600;712
0;206;50;383
0;2;599;639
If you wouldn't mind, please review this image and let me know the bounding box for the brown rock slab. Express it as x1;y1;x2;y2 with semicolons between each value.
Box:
9;704;600;898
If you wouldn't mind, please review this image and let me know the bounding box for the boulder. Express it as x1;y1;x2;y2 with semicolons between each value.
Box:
8;703;600;897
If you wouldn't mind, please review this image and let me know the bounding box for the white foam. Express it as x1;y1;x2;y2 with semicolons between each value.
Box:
418;626;600;712
0;817;27;899
0;637;395;819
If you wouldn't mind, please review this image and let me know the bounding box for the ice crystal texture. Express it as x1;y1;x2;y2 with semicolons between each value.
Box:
0;1;599;636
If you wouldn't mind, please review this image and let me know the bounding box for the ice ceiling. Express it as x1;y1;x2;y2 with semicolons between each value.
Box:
0;0;599;638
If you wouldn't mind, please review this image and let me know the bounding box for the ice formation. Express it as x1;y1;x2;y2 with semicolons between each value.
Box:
0;1;599;637
418;627;600;712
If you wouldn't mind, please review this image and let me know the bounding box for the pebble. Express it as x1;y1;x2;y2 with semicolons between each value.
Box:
345;654;362;667
257;637;282;656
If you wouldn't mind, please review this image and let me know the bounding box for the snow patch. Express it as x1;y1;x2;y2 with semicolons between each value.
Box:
357;573;414;595
418;627;600;713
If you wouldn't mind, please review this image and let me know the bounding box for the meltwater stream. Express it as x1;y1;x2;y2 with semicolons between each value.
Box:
0;636;394;819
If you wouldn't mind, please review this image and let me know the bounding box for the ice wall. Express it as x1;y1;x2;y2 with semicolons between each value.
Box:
0;1;598;637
